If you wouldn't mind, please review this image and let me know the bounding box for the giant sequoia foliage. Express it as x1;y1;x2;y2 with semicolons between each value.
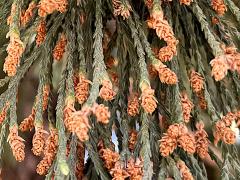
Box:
0;0;240;179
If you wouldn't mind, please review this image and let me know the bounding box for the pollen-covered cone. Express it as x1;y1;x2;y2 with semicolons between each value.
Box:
110;161;129;180
8;125;25;162
211;0;227;16
36;20;46;46
92;104;110;124
99;148;120;170
159;133;177;157
177;160;194;180
4;36;24;77
210;56;229;81
32;126;48;156
53;34;67;61
222;112;236;127
71;107;91;142
19;109;35;132
127;93;139;117
213;120;226;145
20;2;36;26
157;66;178;85
99;80;116;101
178;133;196;154
126;158;143;180
224;46;240;73
180;93;194;123
112;0;132;19
36;128;58;175
195;122;209;159
141;86;157;113
147;10;178;62
222;127;236;144
166;123;188;138
38;0;68;17
75;74;90;104
189;70;204;93
36;158;51;175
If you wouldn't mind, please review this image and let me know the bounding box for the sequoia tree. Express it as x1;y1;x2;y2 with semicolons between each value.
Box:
0;0;240;179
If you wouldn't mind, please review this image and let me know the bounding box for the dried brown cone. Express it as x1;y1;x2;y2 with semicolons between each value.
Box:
75;74;91;104
106;57;118;69
129;130;138;151
195;122;209;159
75;143;85;179
210;56;229;81
141;86;157;113
38;0;68;17
53;34;67;61
92;104;110;124
63;97;76;132
8;125;25;162
66;140;71;157
145;0;153;9
20;2;37;27
99;80;116;101
110;161;129;180
126;158;143;180
71;107;91;142
36;20;46;46
4;36;24;77
99;148;120;170
75;161;84;179
127;93;140;117
189;70;204;93
178;133;196;154
0;104;9;124
179;0;193;5
32;126;48;156
177;160;194;180
103;31;112;54
36;128;58;175
196;91;207;110
180;93;194;123
108;70;119;86
211;0;227;16
148;64;158;78
159;133;177;157
157;66;178;85
19;109;35;132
